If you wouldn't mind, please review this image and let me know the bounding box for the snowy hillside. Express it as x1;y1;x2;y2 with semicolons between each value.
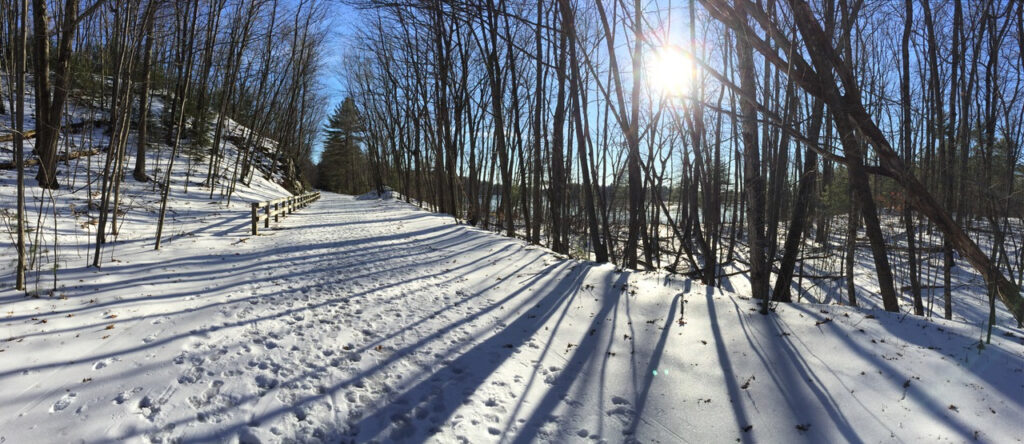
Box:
0;192;1020;443
0;93;296;290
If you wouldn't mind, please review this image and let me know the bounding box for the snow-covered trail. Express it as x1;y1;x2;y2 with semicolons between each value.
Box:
1;192;1021;443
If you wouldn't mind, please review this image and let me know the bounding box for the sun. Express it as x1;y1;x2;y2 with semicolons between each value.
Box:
648;46;698;97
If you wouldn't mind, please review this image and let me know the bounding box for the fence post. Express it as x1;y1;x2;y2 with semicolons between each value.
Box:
251;203;259;235
251;193;318;234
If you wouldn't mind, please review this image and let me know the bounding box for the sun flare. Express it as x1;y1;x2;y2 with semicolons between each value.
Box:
648;46;698;97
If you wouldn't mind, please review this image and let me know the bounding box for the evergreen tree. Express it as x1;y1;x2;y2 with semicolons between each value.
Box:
317;97;367;194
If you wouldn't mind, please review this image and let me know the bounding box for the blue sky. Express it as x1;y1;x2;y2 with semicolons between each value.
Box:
310;1;358;163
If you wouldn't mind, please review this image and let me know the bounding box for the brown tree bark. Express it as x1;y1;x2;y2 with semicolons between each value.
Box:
13;0;28;288
772;99;824;302
733;6;770;310
31;0;105;188
133;0;156;182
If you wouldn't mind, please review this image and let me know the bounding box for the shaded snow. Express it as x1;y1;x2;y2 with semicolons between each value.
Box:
0;192;1021;443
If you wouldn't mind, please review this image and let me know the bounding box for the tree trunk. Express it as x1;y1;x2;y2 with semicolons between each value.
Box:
784;0;1024;323
901;0;923;315
772;99;824;302
734;7;770;310
559;0;607;262
134;3;156;182
13;0;28;288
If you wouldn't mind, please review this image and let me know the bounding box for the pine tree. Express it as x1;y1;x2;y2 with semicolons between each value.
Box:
318;97;367;194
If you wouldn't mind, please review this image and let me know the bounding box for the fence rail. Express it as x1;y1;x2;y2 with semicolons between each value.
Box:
250;191;321;235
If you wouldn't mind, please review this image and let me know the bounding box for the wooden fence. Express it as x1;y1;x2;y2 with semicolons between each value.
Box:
250;191;320;235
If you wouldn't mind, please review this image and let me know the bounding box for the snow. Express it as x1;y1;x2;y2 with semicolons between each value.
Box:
1;190;1021;443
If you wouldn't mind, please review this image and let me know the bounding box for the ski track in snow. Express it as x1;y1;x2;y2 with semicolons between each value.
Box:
1;192;1023;443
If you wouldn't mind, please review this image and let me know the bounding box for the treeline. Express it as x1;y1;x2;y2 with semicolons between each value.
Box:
1;0;331;284
345;0;1024;327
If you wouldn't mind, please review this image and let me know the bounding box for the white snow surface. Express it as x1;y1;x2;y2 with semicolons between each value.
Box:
0;192;1022;443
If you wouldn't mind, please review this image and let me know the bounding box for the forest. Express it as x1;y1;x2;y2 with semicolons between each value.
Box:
342;0;1024;331
0;0;1022;442
1;0;330;282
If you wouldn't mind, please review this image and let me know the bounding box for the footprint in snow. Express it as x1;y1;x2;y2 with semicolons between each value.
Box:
93;359;111;370
114;387;143;404
255;374;279;391
177;366;205;384
137;395;162;421
51;392;78;412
